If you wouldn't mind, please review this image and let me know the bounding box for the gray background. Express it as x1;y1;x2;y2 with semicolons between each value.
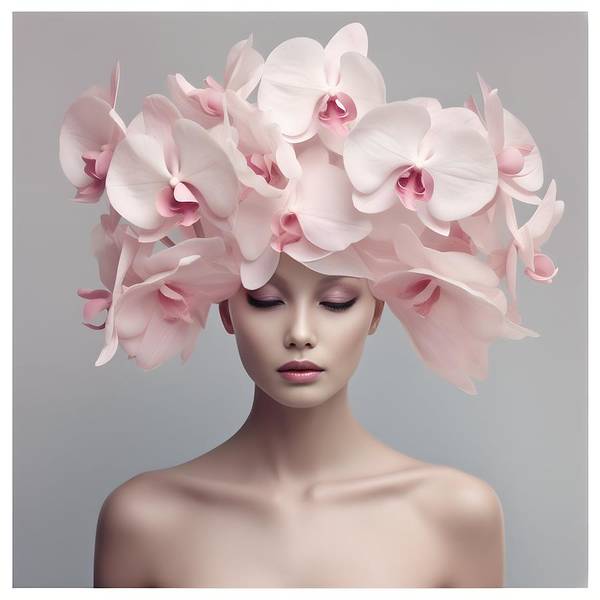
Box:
13;12;587;587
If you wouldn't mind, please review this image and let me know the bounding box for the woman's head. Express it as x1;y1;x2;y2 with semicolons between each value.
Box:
219;253;384;408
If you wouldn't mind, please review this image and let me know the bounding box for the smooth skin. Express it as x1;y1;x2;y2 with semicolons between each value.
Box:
94;253;505;588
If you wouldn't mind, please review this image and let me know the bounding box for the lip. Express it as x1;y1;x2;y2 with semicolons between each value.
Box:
277;360;324;384
278;370;323;383
277;360;324;372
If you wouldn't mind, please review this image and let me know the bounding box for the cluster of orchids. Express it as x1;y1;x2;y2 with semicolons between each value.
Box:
59;23;563;394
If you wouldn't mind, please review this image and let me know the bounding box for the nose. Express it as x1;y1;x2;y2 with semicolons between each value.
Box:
283;302;317;349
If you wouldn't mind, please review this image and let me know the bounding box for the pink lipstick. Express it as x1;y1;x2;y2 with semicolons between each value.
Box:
277;360;324;384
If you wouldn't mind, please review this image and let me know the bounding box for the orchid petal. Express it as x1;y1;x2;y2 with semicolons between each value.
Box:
240;246;281;290
420;124;498;221
295;162;372;250
105;133;172;230
173;119;239;218
257;36;328;138
233;191;285;261
344;101;429;194
223;34;264;98
337;51;385;117
59;95;121;189
142;94;182;175
323;22;368;84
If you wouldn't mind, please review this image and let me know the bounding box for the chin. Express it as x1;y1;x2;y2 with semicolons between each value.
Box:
260;377;337;409
271;394;330;409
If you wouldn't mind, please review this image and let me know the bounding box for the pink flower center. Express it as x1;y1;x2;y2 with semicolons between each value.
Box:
155;179;202;226
246;153;286;189
81;143;114;180
497;143;534;176
317;92;357;136
157;283;194;323
396;276;441;318
189;75;225;117
394;166;434;211
77;288;113;330
524;252;558;283
270;211;303;252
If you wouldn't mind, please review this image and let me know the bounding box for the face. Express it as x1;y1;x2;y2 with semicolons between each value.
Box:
219;253;385;408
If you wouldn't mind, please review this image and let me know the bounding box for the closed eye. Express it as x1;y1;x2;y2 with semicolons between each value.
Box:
246;295;357;312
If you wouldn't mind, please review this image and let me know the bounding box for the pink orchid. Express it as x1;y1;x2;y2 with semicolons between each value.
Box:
361;224;537;394
465;73;544;204
105;94;240;242
92;226;148;366
493;180;564;322
257;23;385;154
343;100;498;236
420;221;478;254
104;237;240;370
59;61;127;203
218;89;302;199
76;208;134;330
167;34;264;129
231;142;372;289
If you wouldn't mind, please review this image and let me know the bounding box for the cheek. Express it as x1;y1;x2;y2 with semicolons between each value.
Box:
230;308;280;379
324;304;374;372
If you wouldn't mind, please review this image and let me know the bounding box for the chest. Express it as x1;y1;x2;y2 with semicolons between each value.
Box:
149;495;450;587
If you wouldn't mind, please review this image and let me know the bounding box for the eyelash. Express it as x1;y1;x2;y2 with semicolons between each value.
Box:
246;295;358;312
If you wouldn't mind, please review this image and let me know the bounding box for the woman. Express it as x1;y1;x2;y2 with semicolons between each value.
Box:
92;252;505;588
59;21;562;589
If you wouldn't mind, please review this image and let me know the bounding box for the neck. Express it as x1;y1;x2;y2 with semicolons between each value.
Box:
230;383;385;487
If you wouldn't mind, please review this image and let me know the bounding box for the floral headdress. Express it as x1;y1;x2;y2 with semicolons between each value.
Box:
59;23;564;395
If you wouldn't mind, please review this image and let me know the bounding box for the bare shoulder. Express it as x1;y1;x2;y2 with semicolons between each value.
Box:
419;465;504;529
416;464;505;587
94;470;178;587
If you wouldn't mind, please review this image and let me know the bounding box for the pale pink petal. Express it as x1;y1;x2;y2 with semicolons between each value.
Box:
59;95;120;189
283;239;332;262
223;34;264;98
344;101;429;194
142;94;182;175
367;200;425;242
135;309;200;370
429;106;488;137
134;236;226;279
105;133;172;231
372;270;503;394
295;162;372;250
257;36;328;138
90;221;121;291
316;123;346;155
525;180;563;244
525;253;558;282
300;243;373;279
95;232;142;366
352;171;399;214
173;119;239;218
166;73;219;129
405;97;443;114
233;191;284;260
414;201;451;236
477;74;505;154
126;111;146;135
506;242;518;305
240;246;281;290
498;176;542;205
337;51;385;117
323;22;368;84
420;123;498;221
502;108;543;192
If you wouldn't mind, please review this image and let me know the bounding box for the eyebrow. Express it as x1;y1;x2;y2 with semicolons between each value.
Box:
268;274;356;289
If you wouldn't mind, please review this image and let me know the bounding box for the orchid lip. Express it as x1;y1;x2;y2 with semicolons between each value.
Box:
277;360;324;372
